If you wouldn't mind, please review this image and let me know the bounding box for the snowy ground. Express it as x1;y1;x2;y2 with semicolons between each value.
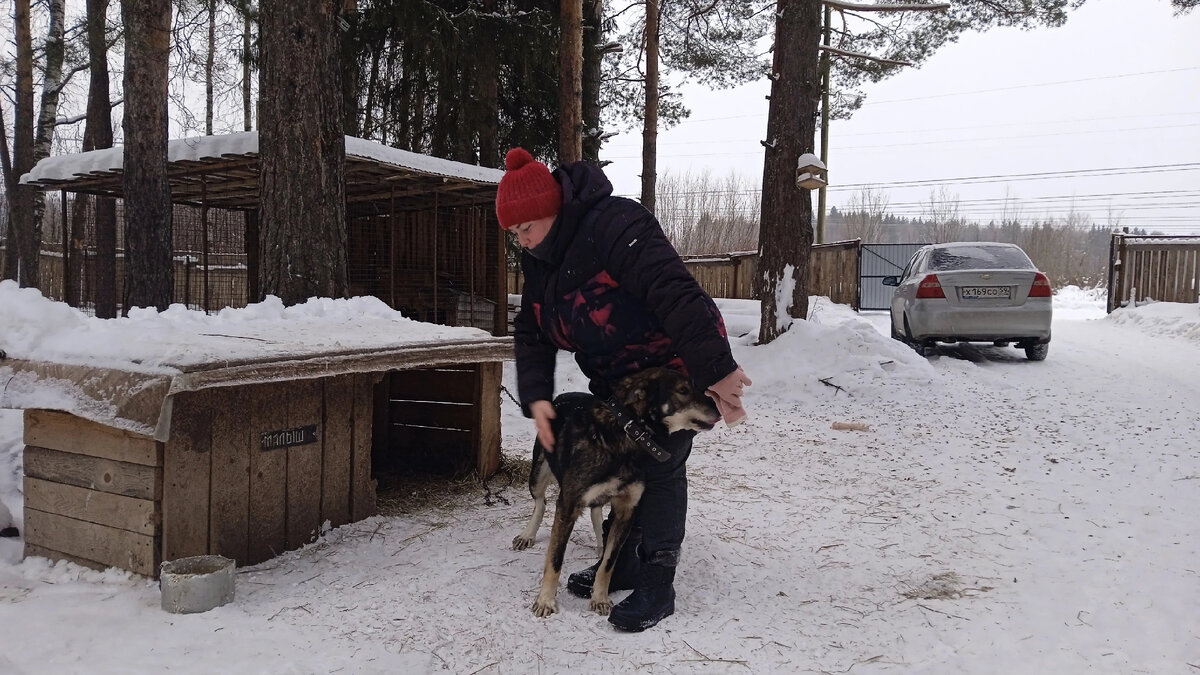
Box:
1;287;1198;674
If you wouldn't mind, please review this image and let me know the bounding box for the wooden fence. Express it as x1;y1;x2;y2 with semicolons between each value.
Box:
1107;233;1200;312
680;250;758;300
679;240;861;308
5;248;249;313
505;240;862;309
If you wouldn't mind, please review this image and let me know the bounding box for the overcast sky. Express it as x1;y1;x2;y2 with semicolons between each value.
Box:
600;1;1200;236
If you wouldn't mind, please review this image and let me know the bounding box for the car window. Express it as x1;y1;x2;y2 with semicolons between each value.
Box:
927;245;1034;271
899;253;919;281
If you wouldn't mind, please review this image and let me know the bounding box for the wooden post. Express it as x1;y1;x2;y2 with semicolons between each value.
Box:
245;209;259;303
1107;233;1122;313
61;189;71;305
210;386;251;564
162;390;214;563
432;192;439;323
389;185;396;309
201;174;210;312
474;362;502;478
493;209;507;336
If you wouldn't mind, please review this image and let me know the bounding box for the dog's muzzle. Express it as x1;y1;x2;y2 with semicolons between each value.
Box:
604;398;671;462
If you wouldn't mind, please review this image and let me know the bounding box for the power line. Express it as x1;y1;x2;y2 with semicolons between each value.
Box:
837;123;1200;151
857;66;1200;105
603;112;1200;150
629;164;1200;197
831;163;1200;190
602;120;1200;157
607;67;1200;126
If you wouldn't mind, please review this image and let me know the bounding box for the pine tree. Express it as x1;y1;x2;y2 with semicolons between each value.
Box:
756;0;821;343
258;0;349;305
121;0;174;311
85;0;118;318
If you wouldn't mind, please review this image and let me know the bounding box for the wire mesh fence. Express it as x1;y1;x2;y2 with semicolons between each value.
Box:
5;194;504;335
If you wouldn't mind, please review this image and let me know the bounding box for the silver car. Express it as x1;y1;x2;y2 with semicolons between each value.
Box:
882;242;1053;360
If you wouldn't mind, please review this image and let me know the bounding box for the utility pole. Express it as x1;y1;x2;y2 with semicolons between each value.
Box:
815;1;948;244
817;4;832;244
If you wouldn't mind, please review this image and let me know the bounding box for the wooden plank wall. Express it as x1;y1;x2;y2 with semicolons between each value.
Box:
22;365;497;576
22;410;163;576
22;373;378;576
677;243;861;305
1108;235;1200;312
809;240;862;310
382;365;501;478
167;375;375;567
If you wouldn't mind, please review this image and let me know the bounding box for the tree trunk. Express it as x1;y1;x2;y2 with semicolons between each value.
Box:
581;0;604;163
87;0;117;318
121;0;174;312
640;0;659;212
32;0;67;245
477;0;499;168
206;0;215;134
362;41;381;138
756;0;821;344
0;108;16;282
258;0;348;305
430;50;456;158
7;0;37;286
342;1;360;137
242;2;252;131
558;0;583;163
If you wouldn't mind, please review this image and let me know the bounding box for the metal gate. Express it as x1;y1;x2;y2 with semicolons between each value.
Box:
858;243;928;311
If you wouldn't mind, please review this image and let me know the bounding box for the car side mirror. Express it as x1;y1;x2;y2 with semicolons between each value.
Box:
881;276;900;287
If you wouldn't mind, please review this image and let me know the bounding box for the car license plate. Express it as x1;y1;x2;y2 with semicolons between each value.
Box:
959;286;1011;299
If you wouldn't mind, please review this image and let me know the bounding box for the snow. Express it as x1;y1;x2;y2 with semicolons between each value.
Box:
0;280;503;438
19;131;504;186
1;286;1199;673
0;281;493;371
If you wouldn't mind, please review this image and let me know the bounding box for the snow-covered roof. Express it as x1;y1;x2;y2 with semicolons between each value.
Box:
19;132;504;212
0;281;511;440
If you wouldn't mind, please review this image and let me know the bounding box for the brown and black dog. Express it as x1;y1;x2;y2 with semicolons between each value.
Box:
527;367;721;618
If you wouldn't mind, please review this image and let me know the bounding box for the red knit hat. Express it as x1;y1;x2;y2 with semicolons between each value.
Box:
495;148;562;230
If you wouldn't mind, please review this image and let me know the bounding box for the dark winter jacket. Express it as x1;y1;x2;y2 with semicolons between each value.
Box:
513;160;738;411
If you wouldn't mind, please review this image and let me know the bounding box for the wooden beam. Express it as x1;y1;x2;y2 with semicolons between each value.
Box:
24;409;161;466
25;476;159;535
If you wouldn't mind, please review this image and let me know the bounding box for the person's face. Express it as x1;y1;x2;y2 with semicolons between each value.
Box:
512;215;556;250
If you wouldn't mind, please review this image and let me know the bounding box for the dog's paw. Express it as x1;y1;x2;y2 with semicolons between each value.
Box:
512;535;535;551
531;595;558;618
589;597;613;615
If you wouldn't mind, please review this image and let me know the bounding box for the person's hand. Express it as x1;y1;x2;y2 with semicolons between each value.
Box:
706;367;752;427
529;400;556;451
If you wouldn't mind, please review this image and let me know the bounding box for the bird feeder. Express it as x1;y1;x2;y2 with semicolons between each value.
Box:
796;153;828;190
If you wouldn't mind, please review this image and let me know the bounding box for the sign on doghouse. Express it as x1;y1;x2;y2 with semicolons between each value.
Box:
261;425;319;450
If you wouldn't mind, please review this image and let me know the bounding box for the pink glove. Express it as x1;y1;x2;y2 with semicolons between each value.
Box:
706;367;752;427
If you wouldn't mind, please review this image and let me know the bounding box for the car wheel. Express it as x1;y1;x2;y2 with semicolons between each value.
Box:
1025;341;1049;361
903;316;935;357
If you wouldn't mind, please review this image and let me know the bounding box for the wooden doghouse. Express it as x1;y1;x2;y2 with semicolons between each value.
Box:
7;335;510;576
15;134;517;575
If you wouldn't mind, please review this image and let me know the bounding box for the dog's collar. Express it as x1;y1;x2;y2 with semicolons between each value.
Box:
602;397;671;463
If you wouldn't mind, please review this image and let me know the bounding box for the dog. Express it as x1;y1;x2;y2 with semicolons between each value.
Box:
513;449;606;558
524;367;721;618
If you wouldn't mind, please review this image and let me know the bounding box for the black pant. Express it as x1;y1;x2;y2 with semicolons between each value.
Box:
630;429;695;557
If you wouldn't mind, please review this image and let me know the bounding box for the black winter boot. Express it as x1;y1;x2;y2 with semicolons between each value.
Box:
608;548;679;632
567;525;641;598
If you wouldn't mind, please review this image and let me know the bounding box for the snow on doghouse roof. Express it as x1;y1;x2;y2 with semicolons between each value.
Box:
0;281;511;439
20;132;504;212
